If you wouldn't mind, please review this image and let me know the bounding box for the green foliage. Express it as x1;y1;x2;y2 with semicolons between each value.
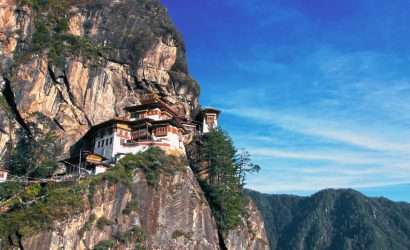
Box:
79;165;132;208
78;213;96;237
117;147;186;186
172;230;192;239
93;240;115;250
0;164;132;247
90;226;147;250
114;226;145;244
0;146;184;247
122;200;139;215
0;183;47;210
199;129;260;231
0;182;23;201
96;216;114;230
235;150;261;187
0;185;83;244
20;183;41;201
17;0;106;68
201;129;237;186
247;189;410;250
8;117;63;178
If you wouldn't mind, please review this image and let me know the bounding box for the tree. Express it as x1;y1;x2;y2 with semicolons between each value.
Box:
201;129;237;186
236;150;261;187
199;129;260;231
8;115;63;179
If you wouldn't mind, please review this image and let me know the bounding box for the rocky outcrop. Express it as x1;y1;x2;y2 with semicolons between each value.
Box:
0;0;200;157
21;167;220;250
15;167;269;250
224;200;270;250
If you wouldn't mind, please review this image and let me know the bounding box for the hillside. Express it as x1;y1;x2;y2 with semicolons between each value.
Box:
247;189;410;250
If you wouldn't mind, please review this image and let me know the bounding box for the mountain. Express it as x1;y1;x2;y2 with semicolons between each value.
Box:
0;0;269;249
246;188;410;250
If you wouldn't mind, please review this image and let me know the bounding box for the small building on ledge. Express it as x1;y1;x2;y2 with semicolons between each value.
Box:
0;168;8;182
65;94;221;175
61;152;110;176
199;108;220;134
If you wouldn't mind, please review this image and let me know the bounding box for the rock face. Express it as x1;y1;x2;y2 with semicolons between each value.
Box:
22;168;220;250
247;189;410;250
224;200;270;250
0;1;270;249
0;0;200;156
16;167;269;250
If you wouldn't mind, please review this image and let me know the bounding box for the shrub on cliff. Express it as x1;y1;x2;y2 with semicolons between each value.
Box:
16;0;106;67
117;147;186;186
7;115;63;179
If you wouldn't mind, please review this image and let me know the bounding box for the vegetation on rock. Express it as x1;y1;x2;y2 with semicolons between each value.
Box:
0;147;183;248
117;147;186;186
96;216;114;230
122;200;139;215
16;0;106;67
6;115;63;179
199;129;260;232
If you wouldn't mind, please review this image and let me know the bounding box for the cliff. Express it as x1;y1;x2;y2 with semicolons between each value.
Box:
1;165;268;250
247;189;410;250
0;0;200;156
0;1;269;249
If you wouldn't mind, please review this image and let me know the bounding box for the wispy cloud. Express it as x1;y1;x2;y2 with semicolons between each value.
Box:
213;48;410;198
248;147;397;165
225;107;410;153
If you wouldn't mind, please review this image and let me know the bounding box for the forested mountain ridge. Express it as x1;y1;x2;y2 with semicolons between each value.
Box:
247;188;410;250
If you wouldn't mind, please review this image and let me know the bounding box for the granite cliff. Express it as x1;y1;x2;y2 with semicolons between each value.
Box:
0;0;269;249
1;164;268;250
0;0;199;157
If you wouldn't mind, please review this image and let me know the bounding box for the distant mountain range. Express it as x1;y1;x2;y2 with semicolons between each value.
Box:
246;189;410;250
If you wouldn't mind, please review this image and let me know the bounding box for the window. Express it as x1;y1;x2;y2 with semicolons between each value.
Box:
97;141;100;148
106;139;109;146
130;112;138;119
206;115;216;127
206;115;215;123
110;137;113;144
155;127;167;137
0;173;4;178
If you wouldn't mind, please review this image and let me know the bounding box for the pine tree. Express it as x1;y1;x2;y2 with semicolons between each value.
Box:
200;129;260;231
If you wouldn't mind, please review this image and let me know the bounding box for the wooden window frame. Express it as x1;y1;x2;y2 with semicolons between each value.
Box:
155;127;168;137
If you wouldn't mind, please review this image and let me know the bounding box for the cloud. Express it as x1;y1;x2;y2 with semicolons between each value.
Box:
208;46;410;198
247;177;410;194
224;107;410;153
248;147;394;165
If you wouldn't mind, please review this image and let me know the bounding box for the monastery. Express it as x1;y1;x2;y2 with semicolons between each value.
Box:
61;94;220;177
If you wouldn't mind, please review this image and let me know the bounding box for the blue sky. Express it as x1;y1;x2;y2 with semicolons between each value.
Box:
161;0;410;202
